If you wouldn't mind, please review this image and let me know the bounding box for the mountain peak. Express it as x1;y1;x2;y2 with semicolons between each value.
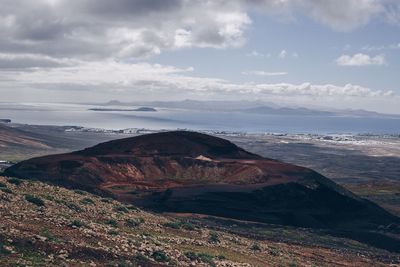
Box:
79;131;261;159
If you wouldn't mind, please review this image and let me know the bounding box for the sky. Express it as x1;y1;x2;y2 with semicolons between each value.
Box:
0;0;400;113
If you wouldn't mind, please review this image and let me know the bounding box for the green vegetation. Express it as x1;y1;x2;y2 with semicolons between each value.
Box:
73;189;87;195
43;194;56;201
208;231;220;243
25;195;45;206
184;251;215;266
125;204;139;211
125;217;144;228
64;201;83;212
113;205;129;213
18;246;49;265
163;221;180;229
101;198;112;203
134;253;149;263
0;187;13;194
216;255;226;260
105;219;118;227
0;242;11;255
108;229;119;236
70;219;85;228
250;243;262;251
181;222;195;231
80;197;95;205
151;250;169;262
39;228;56;242
7;178;23;186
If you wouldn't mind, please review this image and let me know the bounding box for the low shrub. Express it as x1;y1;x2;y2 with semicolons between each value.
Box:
40;228;56;242
163;221;180;229
0;187;13;194
216;255;226;260
152;250;169;262
181;222;195;230
74;189;87;195
134;253;149;263
208;231;220;243
105;219;118;227
25;195;45;206
113;205;129;213
43;195;56;201
70;219;85;228
0;242;11;255
126;204;138;211
125;217;144;228
250;243;262;251
64;201;83;212
108;229;119;236
7;178;23;186
184;251;215;265
101;198;113;203
80;197;95;205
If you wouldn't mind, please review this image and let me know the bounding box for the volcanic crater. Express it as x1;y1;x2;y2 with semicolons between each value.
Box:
4;131;400;242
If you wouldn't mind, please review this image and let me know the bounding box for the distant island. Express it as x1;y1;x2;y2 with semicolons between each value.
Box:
0;119;11;123
89;107;157;112
241;106;333;116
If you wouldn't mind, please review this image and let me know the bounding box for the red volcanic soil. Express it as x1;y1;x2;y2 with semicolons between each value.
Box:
4;131;314;193
4;131;400;244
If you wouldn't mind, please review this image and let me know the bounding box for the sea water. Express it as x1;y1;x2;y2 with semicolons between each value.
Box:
1;102;399;134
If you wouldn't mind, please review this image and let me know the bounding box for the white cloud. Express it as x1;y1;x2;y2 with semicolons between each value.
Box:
0;0;251;60
1;60;392;99
242;70;288;76
389;43;400;49
361;45;386;51
0;53;75;69
298;0;384;31
246;50;270;57
0;0;399;113
385;2;400;26
244;0;392;31
361;43;400;51
276;50;298;59
336;53;386;66
0;0;398;64
279;49;287;58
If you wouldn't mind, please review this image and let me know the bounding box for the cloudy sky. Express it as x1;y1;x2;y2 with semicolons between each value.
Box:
1;0;400;113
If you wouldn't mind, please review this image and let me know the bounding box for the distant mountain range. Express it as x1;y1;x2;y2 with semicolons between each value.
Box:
89;107;157;112
94;100;400;118
241;106;333;116
98;99;278;111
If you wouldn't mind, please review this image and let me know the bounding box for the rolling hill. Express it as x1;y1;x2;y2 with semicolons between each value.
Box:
4;131;400;252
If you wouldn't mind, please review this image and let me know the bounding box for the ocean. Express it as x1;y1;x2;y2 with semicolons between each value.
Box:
1;102;399;134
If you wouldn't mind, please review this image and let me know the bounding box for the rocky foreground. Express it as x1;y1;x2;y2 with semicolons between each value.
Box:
1;176;399;266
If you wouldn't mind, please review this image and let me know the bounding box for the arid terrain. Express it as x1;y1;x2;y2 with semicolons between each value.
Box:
2;123;399;218
228;133;400;217
2;0;400;266
1;176;399;266
1;123;400;266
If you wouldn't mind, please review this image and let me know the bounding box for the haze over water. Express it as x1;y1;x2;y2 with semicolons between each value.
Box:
1;103;399;134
